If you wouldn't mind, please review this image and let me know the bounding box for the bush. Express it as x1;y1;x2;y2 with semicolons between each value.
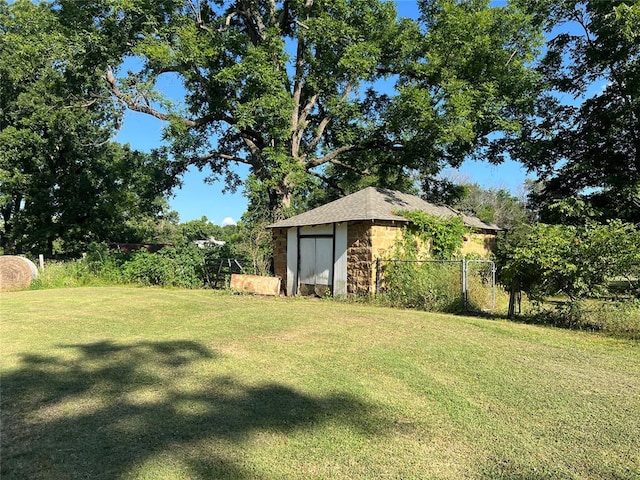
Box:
379;260;464;312
375;212;471;313
85;243;128;284
30;243;213;290
123;245;206;288
497;221;640;302
494;221;640;335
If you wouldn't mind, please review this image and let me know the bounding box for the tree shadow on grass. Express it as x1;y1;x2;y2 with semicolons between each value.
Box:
2;340;384;479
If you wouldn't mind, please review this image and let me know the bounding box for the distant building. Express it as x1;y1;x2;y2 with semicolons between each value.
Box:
194;237;226;249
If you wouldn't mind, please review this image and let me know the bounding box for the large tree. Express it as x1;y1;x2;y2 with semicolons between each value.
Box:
0;0;176;255
512;0;640;224
57;0;542;219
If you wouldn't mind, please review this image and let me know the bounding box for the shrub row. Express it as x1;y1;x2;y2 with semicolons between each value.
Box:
30;243;239;290
523;299;640;341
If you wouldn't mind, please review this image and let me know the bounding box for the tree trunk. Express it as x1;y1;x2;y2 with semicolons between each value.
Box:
266;182;294;222
508;279;520;319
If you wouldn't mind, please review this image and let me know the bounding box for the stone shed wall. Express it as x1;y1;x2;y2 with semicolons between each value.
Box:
460;233;497;258
346;222;372;295
347;221;403;295
369;222;403;293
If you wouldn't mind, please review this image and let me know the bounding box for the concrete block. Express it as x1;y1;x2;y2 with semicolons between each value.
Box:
230;274;281;296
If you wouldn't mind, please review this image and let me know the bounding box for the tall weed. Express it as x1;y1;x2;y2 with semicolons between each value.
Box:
379;261;464;312
526;299;640;340
30;260;121;289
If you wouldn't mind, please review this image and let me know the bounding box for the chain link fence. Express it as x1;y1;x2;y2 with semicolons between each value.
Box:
375;258;496;313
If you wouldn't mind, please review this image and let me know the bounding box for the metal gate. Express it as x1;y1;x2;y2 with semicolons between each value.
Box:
375;258;496;313
464;260;496;312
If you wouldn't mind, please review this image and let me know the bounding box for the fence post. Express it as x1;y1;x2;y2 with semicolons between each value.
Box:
492;262;497;312
375;258;381;295
461;259;467;311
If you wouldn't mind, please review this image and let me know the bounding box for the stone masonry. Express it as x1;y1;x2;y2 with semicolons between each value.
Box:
346;221;372;295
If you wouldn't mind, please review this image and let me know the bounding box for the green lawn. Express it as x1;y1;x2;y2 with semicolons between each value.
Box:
2;287;639;479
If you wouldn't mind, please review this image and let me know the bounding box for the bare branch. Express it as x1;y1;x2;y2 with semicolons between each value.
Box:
309;171;346;196
241;133;262;159
291;33;311;157
225;11;237;27
106;66;196;127
186;0;200;21
106;66;233;129
63;99;99;109
267;0;278;26
299;93;319;127
194;151;252;165
304;115;331;158
571;6;593;45
307;145;363;170
307;136;404;171
236;0;268;44
291;92;319;158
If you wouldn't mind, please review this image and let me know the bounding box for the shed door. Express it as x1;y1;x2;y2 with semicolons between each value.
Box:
299;237;333;295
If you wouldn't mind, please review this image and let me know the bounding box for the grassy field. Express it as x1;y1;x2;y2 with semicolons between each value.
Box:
2;287;639;479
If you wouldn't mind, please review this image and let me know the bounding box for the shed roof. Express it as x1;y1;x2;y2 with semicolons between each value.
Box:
267;187;501;231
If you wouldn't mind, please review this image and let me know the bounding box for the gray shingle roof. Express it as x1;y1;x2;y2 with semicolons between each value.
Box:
267;187;501;231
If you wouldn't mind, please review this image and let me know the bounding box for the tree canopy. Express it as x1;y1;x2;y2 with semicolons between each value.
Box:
55;0;542;219
0;0;176;255
496;220;640;303
512;0;640;224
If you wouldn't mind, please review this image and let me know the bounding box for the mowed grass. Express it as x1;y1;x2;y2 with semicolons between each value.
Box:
1;288;639;480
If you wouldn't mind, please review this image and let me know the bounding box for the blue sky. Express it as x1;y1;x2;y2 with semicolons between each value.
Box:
115;0;531;225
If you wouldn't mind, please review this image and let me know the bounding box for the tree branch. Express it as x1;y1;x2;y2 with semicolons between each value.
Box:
291;38;305;139
307;136;404;171
304;82;354;158
309;171;347;196
106;66;197;127
241;133;262;159
106;66;235;130
194;151;252;165
307;145;366;173
299;93;319;128
237;0;268;45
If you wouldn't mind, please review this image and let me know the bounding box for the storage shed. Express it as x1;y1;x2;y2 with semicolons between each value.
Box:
267;187;500;297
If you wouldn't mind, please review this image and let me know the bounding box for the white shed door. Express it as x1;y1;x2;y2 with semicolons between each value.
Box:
299;237;333;287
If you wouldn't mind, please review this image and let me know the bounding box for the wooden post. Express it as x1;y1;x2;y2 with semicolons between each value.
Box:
38;254;44;270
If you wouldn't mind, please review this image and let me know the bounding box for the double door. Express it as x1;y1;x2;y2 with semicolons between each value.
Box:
299;236;333;296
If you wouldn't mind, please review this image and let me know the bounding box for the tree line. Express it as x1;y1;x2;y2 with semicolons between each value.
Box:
1;0;639;257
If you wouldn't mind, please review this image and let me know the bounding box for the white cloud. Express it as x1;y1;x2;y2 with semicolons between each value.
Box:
222;217;237;226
